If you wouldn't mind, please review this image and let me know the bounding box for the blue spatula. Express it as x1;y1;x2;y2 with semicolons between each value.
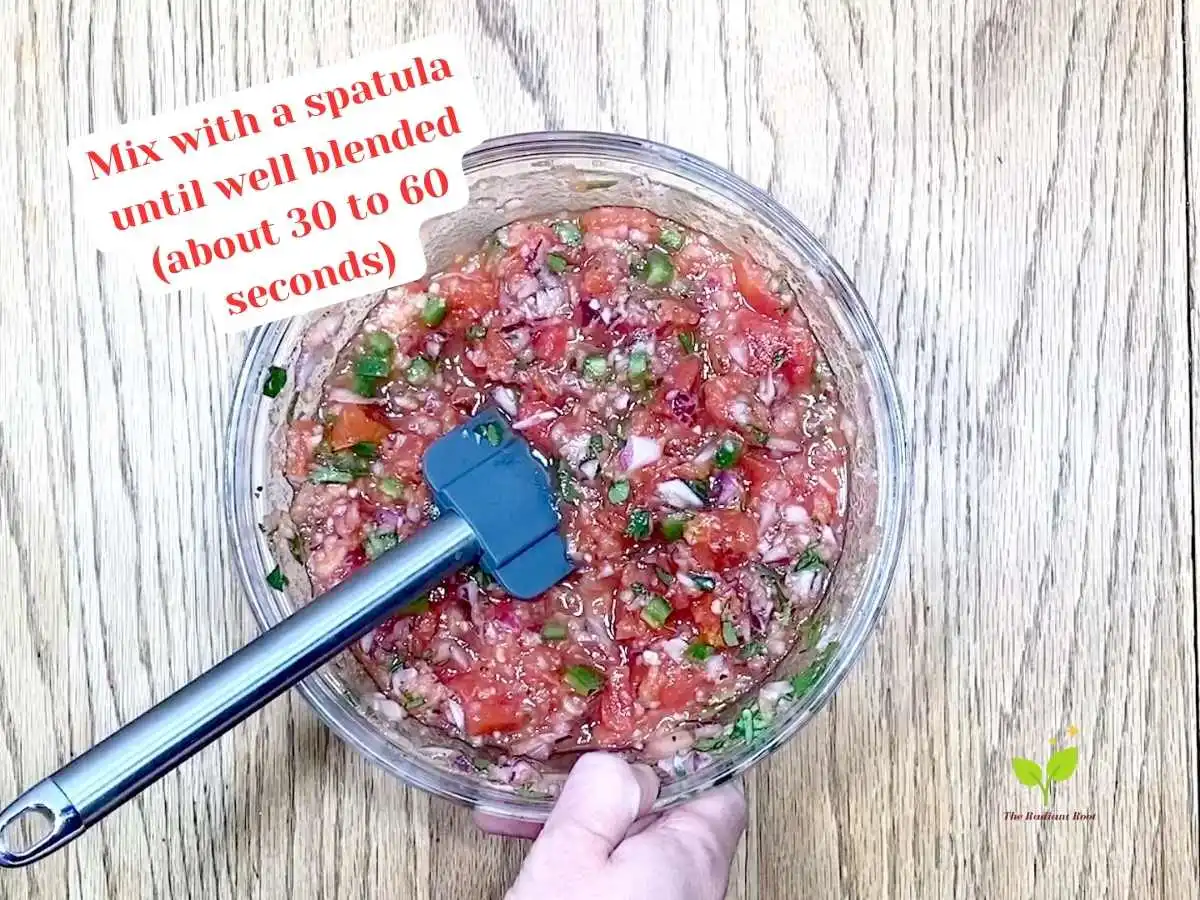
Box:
0;409;571;867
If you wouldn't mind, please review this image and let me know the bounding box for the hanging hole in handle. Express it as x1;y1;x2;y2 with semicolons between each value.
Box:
0;805;56;855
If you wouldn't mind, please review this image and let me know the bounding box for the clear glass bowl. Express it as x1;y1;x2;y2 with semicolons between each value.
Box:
225;131;909;821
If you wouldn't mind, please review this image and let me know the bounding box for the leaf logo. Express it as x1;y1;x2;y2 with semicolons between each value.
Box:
1011;727;1080;807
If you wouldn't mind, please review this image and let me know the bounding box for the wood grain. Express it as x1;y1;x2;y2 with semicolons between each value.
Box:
0;0;1196;897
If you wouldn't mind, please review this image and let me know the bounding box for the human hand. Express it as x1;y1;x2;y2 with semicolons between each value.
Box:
476;753;747;900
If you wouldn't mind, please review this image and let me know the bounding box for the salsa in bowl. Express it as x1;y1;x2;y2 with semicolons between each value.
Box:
226;132;908;820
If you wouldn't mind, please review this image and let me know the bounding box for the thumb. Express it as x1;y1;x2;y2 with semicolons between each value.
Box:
532;753;660;860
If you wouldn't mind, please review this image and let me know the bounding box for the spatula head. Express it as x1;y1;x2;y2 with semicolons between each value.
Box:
423;408;572;599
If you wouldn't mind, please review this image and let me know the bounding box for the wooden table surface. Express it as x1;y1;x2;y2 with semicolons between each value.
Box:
2;0;1198;897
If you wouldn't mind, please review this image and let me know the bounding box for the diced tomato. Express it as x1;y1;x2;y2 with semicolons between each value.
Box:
329;404;392;450
581;206;660;241
674;240;723;277
662;356;702;394
463;696;527;735
684;510;758;565
656;665;711;711
733;255;784;317
532;320;571;365
702;374;769;430
439;272;500;331
446;671;528;736
581;249;626;298
597;664;636;741
379;432;432;479
479;328;518;381
658;297;701;326
635;660;708;711
690;599;725;647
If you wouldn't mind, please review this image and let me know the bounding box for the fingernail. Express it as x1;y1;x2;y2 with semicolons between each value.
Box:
630;763;661;816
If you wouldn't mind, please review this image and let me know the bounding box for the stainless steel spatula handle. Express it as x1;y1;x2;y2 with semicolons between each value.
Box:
0;512;478;868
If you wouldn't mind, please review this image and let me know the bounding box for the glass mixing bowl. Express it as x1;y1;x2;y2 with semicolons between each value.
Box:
225;131;909;821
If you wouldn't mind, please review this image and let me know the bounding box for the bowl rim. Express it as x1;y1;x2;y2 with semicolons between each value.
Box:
224;129;911;820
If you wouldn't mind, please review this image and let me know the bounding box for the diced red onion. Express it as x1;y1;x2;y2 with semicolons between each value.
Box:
375;508;404;531
512;273;541;300
758;680;792;715
703;654;731;682
666;389;698;424
492;386;520;417
757;374;777;405
369;693;405;723
730;399;752;426
583;614;618;655
692;441;717;464
785;566;823;601
758;540;791;563
656;479;705;509
783;504;811;526
661;637;688;663
502;327;532;352
757;499;779;535
619;435;662;472
729;339;750;370
580;458;601;480
766;437;802;453
463;578;484;625
748;573;775;632
444;699;466;732
712;471;741;506
513;409;559;430
561;432;593;464
327;388;380;405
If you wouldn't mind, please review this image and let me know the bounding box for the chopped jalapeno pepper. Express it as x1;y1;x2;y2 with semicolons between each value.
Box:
422;294;448;327
643;249;674;287
625;508;652;540
263;366;287;398
553;221;582;246
660;514;690;541
564;665;605;695
309;465;355;484
364;331;395;357
265;566;287;590
406;357;434;385
582;354;609;382
377;476;405;499
658;227;684;252
714;436;743;470
364;530;398;560
641;595;672;629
